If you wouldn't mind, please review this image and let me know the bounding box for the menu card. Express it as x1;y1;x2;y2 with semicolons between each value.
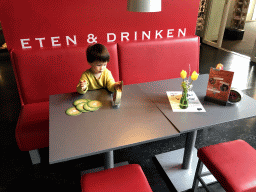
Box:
205;67;234;105
167;91;206;112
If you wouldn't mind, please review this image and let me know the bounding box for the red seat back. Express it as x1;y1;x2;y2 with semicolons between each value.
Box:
10;44;119;105
117;36;200;85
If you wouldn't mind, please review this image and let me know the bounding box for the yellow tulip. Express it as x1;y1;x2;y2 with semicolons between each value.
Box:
180;70;187;79
191;71;199;81
216;63;223;70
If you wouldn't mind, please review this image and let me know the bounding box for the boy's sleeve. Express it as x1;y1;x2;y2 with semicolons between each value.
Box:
76;73;89;94
106;70;116;92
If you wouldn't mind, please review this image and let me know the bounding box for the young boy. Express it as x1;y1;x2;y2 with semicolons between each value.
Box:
77;43;121;94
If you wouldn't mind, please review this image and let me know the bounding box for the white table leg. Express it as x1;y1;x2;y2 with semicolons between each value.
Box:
29;149;41;164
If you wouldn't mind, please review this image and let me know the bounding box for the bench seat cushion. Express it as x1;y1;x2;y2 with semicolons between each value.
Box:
117;36;200;85
15;102;49;151
198;139;256;192
81;164;153;192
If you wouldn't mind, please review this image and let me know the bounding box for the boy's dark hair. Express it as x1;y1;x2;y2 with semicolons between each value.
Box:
86;43;110;63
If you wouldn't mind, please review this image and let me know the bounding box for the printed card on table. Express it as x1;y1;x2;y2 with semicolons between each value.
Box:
206;68;234;103
167;91;206;112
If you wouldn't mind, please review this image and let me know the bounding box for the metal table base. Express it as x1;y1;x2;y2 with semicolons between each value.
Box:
81;161;129;175
104;151;114;169
81;150;129;175
155;131;217;192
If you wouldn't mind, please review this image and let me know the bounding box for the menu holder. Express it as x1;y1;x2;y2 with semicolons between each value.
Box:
204;68;234;106
112;81;123;108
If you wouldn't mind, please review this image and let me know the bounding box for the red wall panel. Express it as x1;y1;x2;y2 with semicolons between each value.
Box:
0;0;200;50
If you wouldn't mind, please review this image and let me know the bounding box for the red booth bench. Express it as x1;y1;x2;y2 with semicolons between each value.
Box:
10;44;119;164
10;36;200;164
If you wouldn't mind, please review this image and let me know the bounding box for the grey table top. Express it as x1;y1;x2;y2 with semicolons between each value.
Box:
138;74;256;133
49;84;179;164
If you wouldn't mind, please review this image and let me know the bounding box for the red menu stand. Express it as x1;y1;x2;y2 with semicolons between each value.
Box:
204;67;234;106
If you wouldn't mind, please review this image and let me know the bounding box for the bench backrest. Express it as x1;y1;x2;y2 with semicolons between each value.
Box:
117;36;200;85
10;37;200;105
10;44;119;105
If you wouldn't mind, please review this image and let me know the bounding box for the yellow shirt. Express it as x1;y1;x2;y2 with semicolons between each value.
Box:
77;68;116;94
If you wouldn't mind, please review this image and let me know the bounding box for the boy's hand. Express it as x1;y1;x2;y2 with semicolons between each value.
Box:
114;81;122;90
80;80;87;91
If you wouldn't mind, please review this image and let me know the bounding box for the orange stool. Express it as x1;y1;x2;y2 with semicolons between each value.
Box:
192;139;256;192
81;164;153;192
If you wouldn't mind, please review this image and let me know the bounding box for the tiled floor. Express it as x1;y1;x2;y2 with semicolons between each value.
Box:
221;21;256;57
0;43;256;192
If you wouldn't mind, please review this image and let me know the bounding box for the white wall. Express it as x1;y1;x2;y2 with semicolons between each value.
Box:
205;0;226;41
246;0;256;21
251;39;256;62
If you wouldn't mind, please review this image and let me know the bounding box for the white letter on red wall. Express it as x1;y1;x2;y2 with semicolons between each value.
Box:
35;38;45;48
142;31;151;40
167;29;174;38
51;37;61;47
121;32;129;41
178;28;186;37
155;30;163;39
107;33;116;42
66;35;77;45
20;39;32;49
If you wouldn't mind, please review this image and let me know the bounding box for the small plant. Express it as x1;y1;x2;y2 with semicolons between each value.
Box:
179;66;199;109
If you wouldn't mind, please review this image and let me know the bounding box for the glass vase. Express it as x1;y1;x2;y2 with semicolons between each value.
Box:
179;88;188;109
